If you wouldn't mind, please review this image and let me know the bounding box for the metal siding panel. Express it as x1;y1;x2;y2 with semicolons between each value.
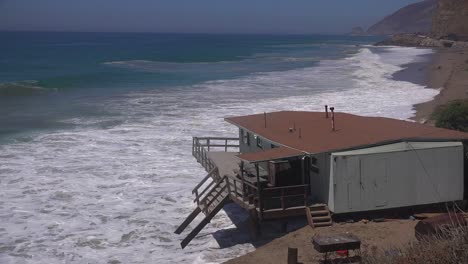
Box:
331;145;464;213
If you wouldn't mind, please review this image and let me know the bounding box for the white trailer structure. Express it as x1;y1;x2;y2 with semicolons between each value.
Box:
328;141;464;213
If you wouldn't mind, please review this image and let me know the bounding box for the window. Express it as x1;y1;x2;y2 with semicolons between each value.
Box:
256;136;263;148
245;132;250;146
311;157;319;173
311;157;318;165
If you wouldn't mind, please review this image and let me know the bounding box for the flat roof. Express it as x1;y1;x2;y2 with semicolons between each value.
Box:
225;111;468;156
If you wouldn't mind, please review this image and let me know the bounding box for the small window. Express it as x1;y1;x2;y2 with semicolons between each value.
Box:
240;129;245;144
311;157;318;165
256;136;263;148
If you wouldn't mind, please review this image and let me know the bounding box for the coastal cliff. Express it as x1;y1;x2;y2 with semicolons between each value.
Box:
432;0;468;40
367;0;437;35
375;0;468;47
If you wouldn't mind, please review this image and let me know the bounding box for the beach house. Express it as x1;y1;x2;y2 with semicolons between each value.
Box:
176;109;468;248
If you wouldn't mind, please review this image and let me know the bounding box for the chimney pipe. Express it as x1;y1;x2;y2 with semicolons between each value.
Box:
325;105;329;119
330;107;335;131
264;112;267;128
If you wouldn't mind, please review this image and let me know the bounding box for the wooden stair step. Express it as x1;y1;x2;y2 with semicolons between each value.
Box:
312;221;332;227
309;210;330;216
311;216;332;222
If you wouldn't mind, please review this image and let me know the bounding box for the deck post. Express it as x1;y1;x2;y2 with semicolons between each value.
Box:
248;208;261;240
225;138;228;152
256;163;263;220
207;138;210;152
241;161;246;201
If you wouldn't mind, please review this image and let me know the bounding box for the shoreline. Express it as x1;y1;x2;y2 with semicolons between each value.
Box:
412;47;468;123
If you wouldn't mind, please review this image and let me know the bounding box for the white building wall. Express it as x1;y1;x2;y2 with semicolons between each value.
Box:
329;142;464;214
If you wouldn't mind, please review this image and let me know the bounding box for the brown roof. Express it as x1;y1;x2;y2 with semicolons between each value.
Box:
225;111;468;156
237;146;304;162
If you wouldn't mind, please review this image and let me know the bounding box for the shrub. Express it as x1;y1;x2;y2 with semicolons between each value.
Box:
362;223;468;264
431;99;468;132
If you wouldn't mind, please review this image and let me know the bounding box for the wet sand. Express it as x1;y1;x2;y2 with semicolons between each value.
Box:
413;47;468;123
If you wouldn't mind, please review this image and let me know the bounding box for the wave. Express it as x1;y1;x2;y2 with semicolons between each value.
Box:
0;80;55;97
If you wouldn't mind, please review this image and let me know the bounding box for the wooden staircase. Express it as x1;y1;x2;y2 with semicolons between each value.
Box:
175;176;230;248
306;204;332;228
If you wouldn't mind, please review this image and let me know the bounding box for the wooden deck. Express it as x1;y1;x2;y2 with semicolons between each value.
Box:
176;136;321;248
196;138;310;217
207;151;240;178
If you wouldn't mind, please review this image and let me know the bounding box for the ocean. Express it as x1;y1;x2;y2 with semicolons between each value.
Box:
0;32;438;264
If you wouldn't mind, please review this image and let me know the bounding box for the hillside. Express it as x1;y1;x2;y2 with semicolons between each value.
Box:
367;0;437;35
432;0;468;40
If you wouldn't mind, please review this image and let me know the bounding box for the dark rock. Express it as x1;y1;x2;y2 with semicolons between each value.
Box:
374;33;444;47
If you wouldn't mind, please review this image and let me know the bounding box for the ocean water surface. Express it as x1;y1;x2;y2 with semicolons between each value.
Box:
0;32;438;263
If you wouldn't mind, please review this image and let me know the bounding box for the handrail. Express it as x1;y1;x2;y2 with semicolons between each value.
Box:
192;167;218;194
263;184;309;191
201;177;228;211
195;137;239;140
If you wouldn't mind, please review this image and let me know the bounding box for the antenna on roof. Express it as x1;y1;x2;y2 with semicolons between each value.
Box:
325;105;329;119
330;107;335;131
264;112;267;128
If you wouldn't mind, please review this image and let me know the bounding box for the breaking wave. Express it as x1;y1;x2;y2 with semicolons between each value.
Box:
0;80;54;97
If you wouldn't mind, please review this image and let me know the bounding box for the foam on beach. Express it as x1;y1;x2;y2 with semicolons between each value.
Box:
0;46;439;264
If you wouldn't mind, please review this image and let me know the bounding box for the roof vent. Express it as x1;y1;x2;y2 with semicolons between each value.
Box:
325;105;329;119
330;107;335;131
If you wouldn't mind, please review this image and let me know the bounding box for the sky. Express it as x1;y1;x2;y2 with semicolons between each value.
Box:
0;0;422;34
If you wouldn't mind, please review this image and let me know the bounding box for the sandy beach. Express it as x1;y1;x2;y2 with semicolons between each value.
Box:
225;219;418;264
413;47;468;122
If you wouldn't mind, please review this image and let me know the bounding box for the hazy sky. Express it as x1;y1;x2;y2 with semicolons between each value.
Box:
0;0;422;34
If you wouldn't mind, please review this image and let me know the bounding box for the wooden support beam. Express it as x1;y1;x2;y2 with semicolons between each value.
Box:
248;208;261;240
174;207;201;234
180;196;227;249
287;247;298;264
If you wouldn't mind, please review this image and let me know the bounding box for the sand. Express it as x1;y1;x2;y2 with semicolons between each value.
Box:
413;47;468;122
224;219;418;264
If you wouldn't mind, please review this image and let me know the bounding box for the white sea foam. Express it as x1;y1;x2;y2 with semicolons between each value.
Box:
0;46;439;264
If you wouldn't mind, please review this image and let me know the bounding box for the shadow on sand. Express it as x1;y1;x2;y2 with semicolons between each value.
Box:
211;203;308;249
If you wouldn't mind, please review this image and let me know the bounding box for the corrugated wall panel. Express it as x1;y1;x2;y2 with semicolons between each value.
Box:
331;143;464;213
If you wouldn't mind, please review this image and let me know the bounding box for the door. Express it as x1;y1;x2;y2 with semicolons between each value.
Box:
361;157;388;208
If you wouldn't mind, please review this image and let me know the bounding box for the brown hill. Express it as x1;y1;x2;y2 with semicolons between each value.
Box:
432;0;468;40
367;0;437;35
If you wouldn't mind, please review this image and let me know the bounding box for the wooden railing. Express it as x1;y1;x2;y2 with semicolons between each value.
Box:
192;167;219;206
261;184;309;211
192;137;239;172
191;136;309;219
192;137;239;208
226;174;309;220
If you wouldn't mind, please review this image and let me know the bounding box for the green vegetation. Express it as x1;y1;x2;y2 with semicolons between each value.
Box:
431;99;468;132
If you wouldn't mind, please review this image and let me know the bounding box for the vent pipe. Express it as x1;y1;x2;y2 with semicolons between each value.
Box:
325;105;329;119
264;112;267;128
330;107;335;131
